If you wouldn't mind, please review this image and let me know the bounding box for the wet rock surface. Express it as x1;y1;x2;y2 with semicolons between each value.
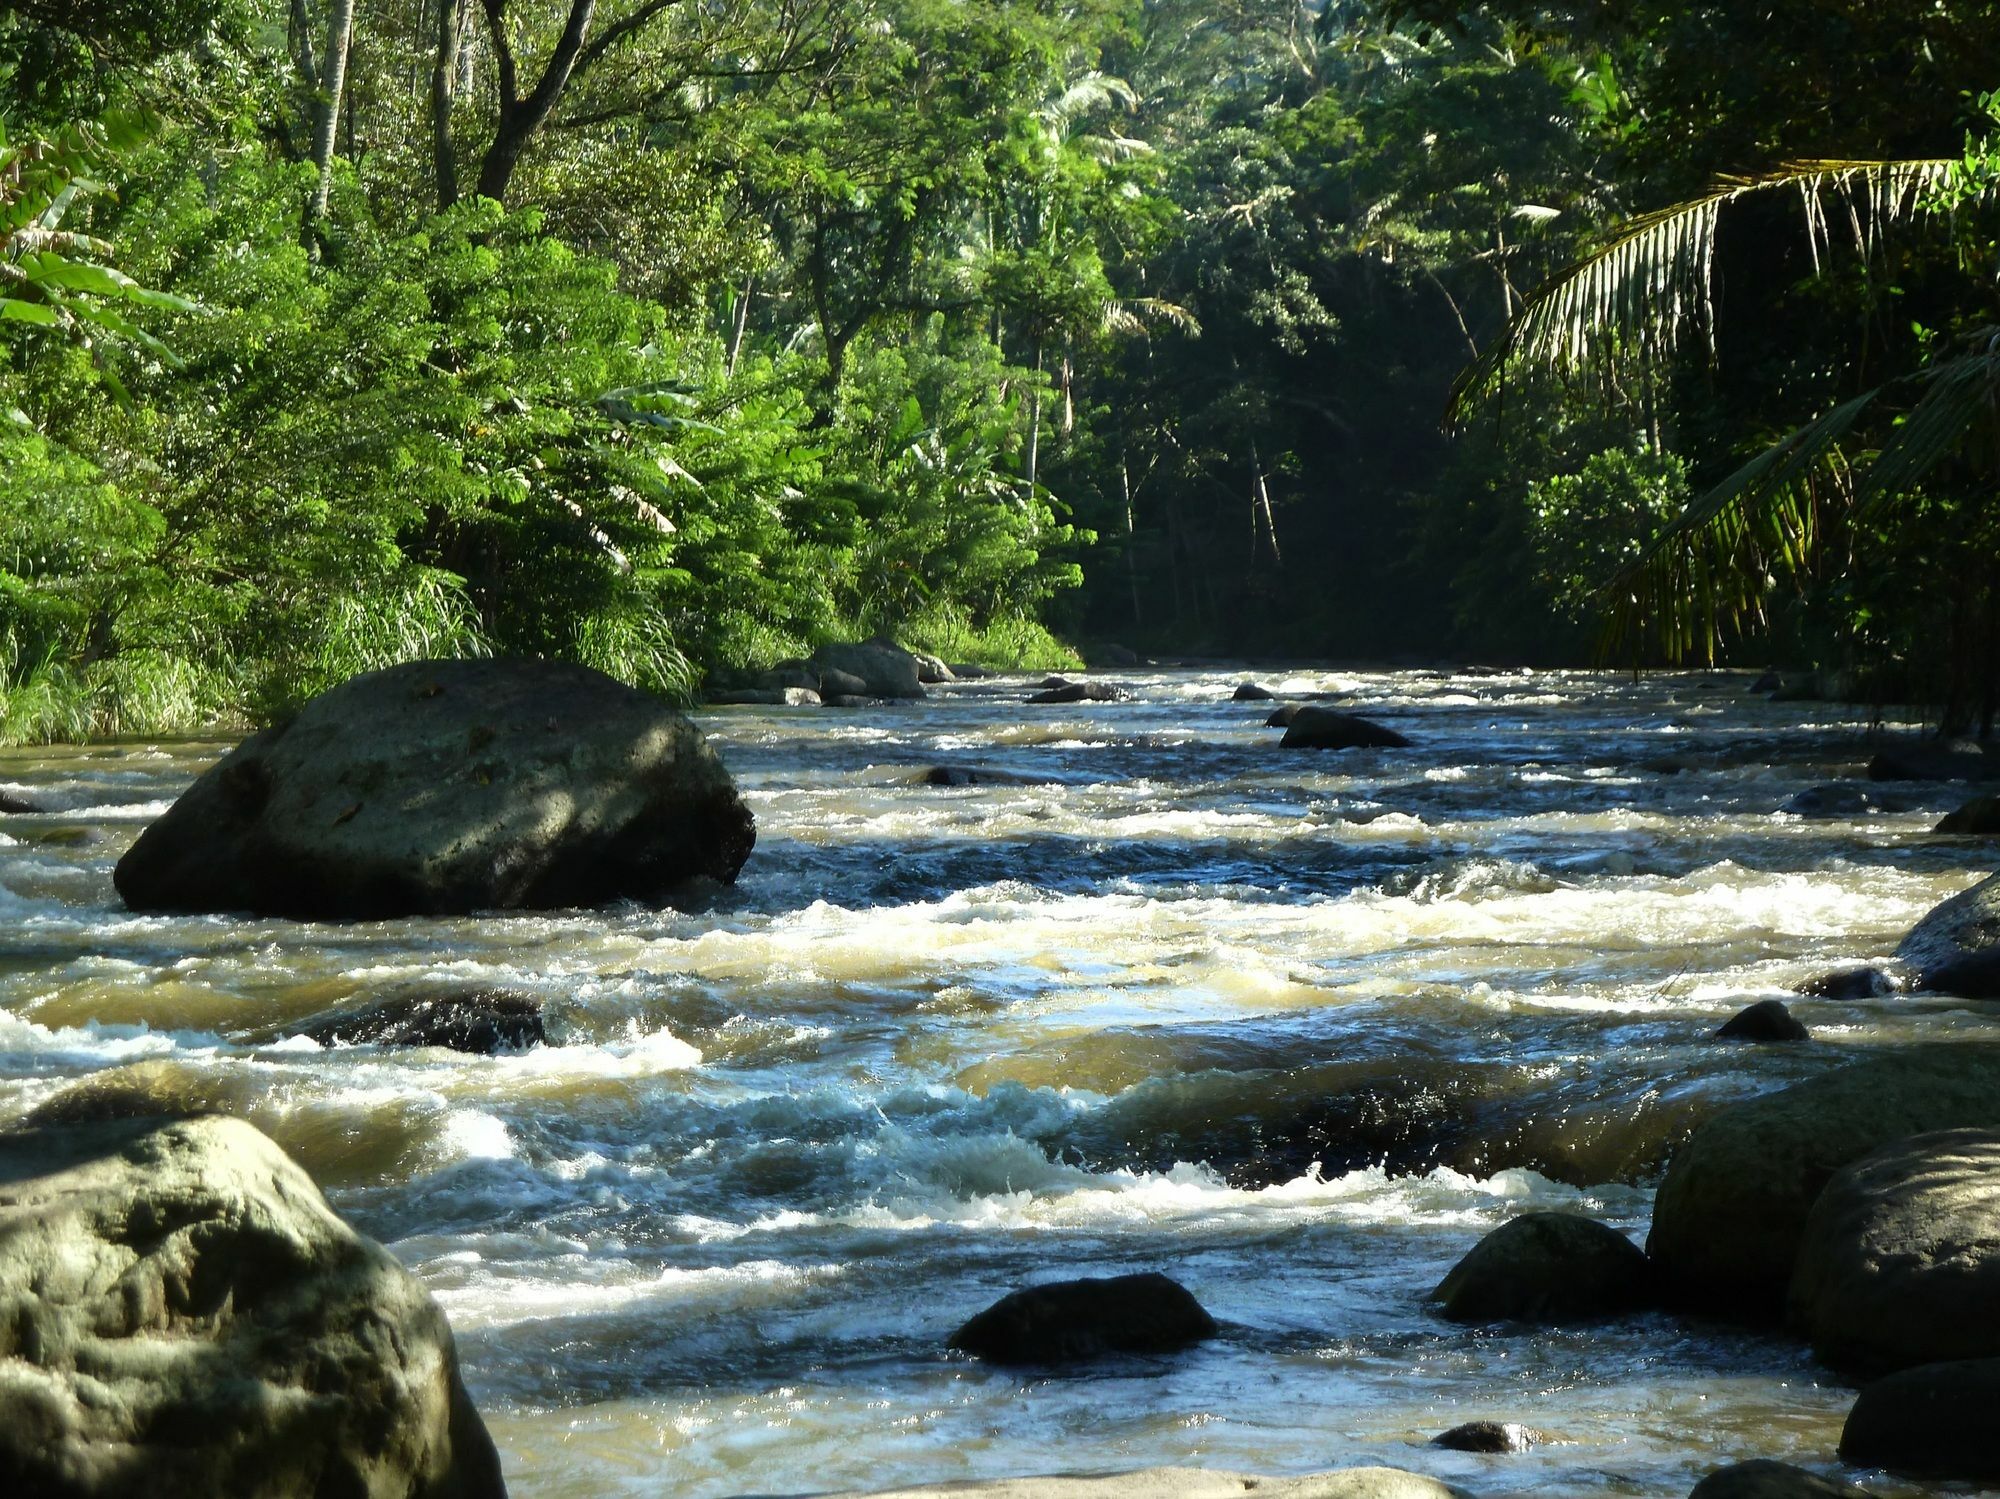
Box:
1840;1356;2000;1479
949;1273;1217;1364
1794;967;1896;1001
1686;1460;1874;1498
1027;681;1128;704
113;658;755;919
285;989;547;1054
1893;871;2000;995
1648;1048;2000;1314
0;1116;505;1499
1935;793;2000;833
1789;1126;2000;1373
807;641;927;699
1431;1212;1654;1324
1280;708;1412;750
1715;999;1809;1042
1430;1420;1535;1453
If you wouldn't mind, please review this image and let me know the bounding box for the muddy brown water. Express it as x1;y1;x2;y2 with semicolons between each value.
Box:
3;668;1995;1497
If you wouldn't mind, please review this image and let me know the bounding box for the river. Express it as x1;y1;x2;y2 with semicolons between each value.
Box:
2;667;1994;1497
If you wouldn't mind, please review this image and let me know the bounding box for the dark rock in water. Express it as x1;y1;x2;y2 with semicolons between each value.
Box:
1028;681;1126;704
1936;794;2000;834
1770;675;1823;703
114;659;754;919
949;1272;1216;1364
1715;999;1810;1043
1266;704;1302;728
0;1116;506;1499
1841;1356;2000;1479
1751;670;1785;693
1431;1212;1654;1324
0;787;44;814
1430;1421;1535;1453
1037;676;1074;690
913;765;1043;788
1869;741;2000;782
1086;643;1140;667
808;639;926;699
1781;784;1933;818
1232;682;1275;701
1894;873;2000;996
948;662;991;680
1688;1459;1874;1497
293;990;545;1054
1647;1047;2000;1316
16;824;101;847
1791;1127;2000;1373
1281;708;1411;750
1795;966;1897;1001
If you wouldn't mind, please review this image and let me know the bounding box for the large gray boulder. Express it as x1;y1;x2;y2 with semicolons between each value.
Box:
808;640;926;699
1790;1127;2000;1373
1647;1048;2000;1315
1893;872;2000;995
114;659;754;918
821;1469;1469;1499
1432;1212;1654;1324
0;1116;505;1499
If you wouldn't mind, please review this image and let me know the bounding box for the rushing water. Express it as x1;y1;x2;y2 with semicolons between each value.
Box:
4;668;1998;1498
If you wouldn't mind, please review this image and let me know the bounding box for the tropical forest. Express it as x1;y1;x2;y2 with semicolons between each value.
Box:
9;3;2000;1498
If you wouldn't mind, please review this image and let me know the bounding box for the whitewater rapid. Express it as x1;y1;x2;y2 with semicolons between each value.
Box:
3;668;1994;1497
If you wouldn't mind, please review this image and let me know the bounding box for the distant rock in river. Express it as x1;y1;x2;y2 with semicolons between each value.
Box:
114;658;754;919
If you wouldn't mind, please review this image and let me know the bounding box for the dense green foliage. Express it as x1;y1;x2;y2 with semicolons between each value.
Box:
4;0;1999;738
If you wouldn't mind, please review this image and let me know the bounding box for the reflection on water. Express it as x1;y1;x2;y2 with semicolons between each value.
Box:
2;668;1993;1497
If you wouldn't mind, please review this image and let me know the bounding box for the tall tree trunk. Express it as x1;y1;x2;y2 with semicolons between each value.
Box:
309;0;358;222
727;273;755;378
1025;340;1044;489
431;0;463;207
472;0;598;204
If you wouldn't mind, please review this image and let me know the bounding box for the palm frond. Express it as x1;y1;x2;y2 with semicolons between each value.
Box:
1449;158;1958;428
1856;336;2000;509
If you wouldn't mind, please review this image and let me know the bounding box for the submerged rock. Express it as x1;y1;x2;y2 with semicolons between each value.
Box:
290;990;546;1054
0;1115;505;1499
114;658;754;919
1840;1356;2000;1479
1715;999;1809;1042
0;787;44;813
808;640;926;699
1280;708;1412;750
1431;1420;1535;1453
948;662;992;680
1937;794;2000;833
823;1470;1468;1499
1893;872;2000;995
1795;966;1897;1001
1027;682;1126;704
949;1273;1216;1364
1431;1212;1654;1324
1687;1460;1874;1498
1779;784;1932;819
1790;1127;2000;1373
912;765;1045;788
1869;740;2000;782
1232;682;1275;701
1647;1048;2000;1315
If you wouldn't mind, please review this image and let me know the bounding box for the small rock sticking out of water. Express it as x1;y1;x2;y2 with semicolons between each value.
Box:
949;1272;1216;1364
1430;1420;1536;1453
1432;1212;1655;1324
1715;999;1810;1043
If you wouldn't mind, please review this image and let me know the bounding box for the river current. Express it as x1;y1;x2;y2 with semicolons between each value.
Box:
3;668;1996;1497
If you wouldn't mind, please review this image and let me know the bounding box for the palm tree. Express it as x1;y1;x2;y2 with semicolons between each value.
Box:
1451;147;2000;704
